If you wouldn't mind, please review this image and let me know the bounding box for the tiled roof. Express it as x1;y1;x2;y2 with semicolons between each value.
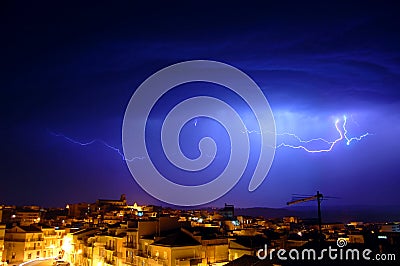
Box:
231;235;269;249
18;225;42;232
152;230;200;247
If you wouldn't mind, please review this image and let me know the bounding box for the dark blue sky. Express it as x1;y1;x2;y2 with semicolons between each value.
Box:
1;1;400;208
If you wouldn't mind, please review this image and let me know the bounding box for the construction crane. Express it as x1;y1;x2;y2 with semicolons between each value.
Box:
287;191;324;237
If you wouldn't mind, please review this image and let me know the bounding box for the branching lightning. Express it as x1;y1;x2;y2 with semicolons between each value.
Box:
276;118;344;153
342;115;371;146
244;115;372;153
51;115;371;159
49;131;145;162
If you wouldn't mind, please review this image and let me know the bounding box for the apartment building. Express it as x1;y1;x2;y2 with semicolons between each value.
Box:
42;226;66;258
3;225;44;265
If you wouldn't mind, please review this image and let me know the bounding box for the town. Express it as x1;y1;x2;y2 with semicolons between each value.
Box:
0;194;398;266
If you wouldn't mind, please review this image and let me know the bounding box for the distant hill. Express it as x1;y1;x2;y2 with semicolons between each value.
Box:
235;205;400;223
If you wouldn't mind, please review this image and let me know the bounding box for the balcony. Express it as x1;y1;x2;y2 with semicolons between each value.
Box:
148;257;168;266
44;233;57;238
27;238;44;242
104;258;116;265
5;238;43;242
123;242;137;249
105;245;116;251
94;242;106;247
136;250;148;258
24;246;41;251
124;257;136;265
113;251;122;257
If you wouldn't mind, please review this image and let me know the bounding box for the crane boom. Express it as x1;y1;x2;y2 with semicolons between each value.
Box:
287;195;318;205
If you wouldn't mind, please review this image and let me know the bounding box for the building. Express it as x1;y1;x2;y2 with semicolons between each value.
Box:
96;194;127;212
143;229;202;266
42;226;66;258
183;227;229;265
219;204;234;219
14;210;41;226
380;223;400;233
0;225;5;265
67;203;93;218
62;228;100;266
228;235;269;261
4;225;44;265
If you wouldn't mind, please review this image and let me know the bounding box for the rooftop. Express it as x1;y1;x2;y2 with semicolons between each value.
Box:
152;230;201;247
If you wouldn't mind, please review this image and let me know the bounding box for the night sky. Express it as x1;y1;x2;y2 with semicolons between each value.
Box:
2;1;400;208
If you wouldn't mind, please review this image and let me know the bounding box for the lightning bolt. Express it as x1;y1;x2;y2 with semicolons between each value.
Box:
244;115;372;153
51;115;371;159
276;118;344;153
342;115;371;145
49;131;145;162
